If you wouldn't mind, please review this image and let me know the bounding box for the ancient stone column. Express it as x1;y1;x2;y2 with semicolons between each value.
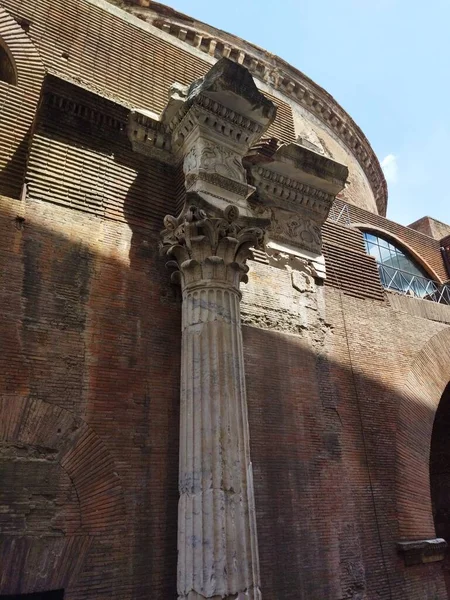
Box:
162;204;264;600
158;58;276;600
130;56;349;600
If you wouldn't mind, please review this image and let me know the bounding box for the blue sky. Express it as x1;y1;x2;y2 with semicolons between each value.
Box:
164;0;449;226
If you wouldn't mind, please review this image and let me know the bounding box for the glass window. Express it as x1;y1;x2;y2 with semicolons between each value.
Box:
362;231;435;299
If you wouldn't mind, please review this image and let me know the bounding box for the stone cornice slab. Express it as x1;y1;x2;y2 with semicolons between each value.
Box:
245;140;348;257
397;538;447;566
162;58;276;151
245;141;348;222
128;109;175;163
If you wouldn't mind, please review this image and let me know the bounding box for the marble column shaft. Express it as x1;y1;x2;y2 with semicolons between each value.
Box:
179;283;260;600
161;208;263;600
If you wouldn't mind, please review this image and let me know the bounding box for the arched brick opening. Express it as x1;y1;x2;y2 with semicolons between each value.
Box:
396;327;450;541
431;382;450;540
0;41;17;85
430;381;450;594
0;8;45;198
0;397;126;596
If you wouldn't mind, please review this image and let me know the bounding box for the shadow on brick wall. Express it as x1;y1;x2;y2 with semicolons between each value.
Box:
0;198;449;600
0;199;181;600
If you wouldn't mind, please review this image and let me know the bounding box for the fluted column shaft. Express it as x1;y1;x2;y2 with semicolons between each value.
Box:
178;281;260;600
161;205;263;600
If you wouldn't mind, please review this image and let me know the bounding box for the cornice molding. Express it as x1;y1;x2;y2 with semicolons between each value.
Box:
125;9;387;215
245;141;348;255
397;538;447;566
128;109;174;162
168;93;266;151
45;90;127;134
251;165;334;220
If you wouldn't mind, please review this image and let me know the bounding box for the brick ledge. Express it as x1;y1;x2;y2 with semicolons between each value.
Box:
397;538;447;566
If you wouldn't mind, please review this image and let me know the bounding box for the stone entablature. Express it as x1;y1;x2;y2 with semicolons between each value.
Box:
37;59;348;278
244;139;348;274
130;59;347;269
132;58;276;214
123;1;387;216
126;108;173;161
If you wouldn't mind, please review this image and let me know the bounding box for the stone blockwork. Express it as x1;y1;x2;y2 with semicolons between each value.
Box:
241;259;330;342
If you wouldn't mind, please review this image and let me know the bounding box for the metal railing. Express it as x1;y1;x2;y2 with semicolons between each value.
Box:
326;202;450;304
378;264;450;304
328;203;350;226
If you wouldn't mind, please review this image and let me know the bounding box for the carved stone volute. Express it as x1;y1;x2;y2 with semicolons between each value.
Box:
161;198;266;293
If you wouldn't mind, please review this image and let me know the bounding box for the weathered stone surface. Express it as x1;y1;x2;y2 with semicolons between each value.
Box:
161;202;266;290
161;203;263;600
157;59;276;600
155;56;351;600
397;538;447;566
166;60;275;215
177;283;261;600
244;139;348;277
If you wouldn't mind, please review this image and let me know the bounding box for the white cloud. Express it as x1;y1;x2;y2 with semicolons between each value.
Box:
381;154;399;185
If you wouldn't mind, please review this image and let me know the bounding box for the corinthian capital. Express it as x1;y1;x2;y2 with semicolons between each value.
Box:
160;199;266;293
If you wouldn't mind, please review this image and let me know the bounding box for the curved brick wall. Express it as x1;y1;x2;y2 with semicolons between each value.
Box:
0;2;448;600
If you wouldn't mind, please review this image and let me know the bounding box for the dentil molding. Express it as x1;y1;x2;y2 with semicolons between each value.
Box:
130;58;348;273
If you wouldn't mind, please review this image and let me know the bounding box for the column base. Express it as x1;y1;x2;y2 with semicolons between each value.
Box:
179;587;262;600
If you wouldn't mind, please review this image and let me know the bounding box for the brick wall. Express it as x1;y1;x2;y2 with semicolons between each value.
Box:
1;0;295;146
2;141;450;600
0;8;44;199
2;96;450;598
408;216;450;241
0;2;450;597
243;275;450;600
0;194;181;599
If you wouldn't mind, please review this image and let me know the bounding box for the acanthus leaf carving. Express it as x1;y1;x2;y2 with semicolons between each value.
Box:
160;198;266;292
